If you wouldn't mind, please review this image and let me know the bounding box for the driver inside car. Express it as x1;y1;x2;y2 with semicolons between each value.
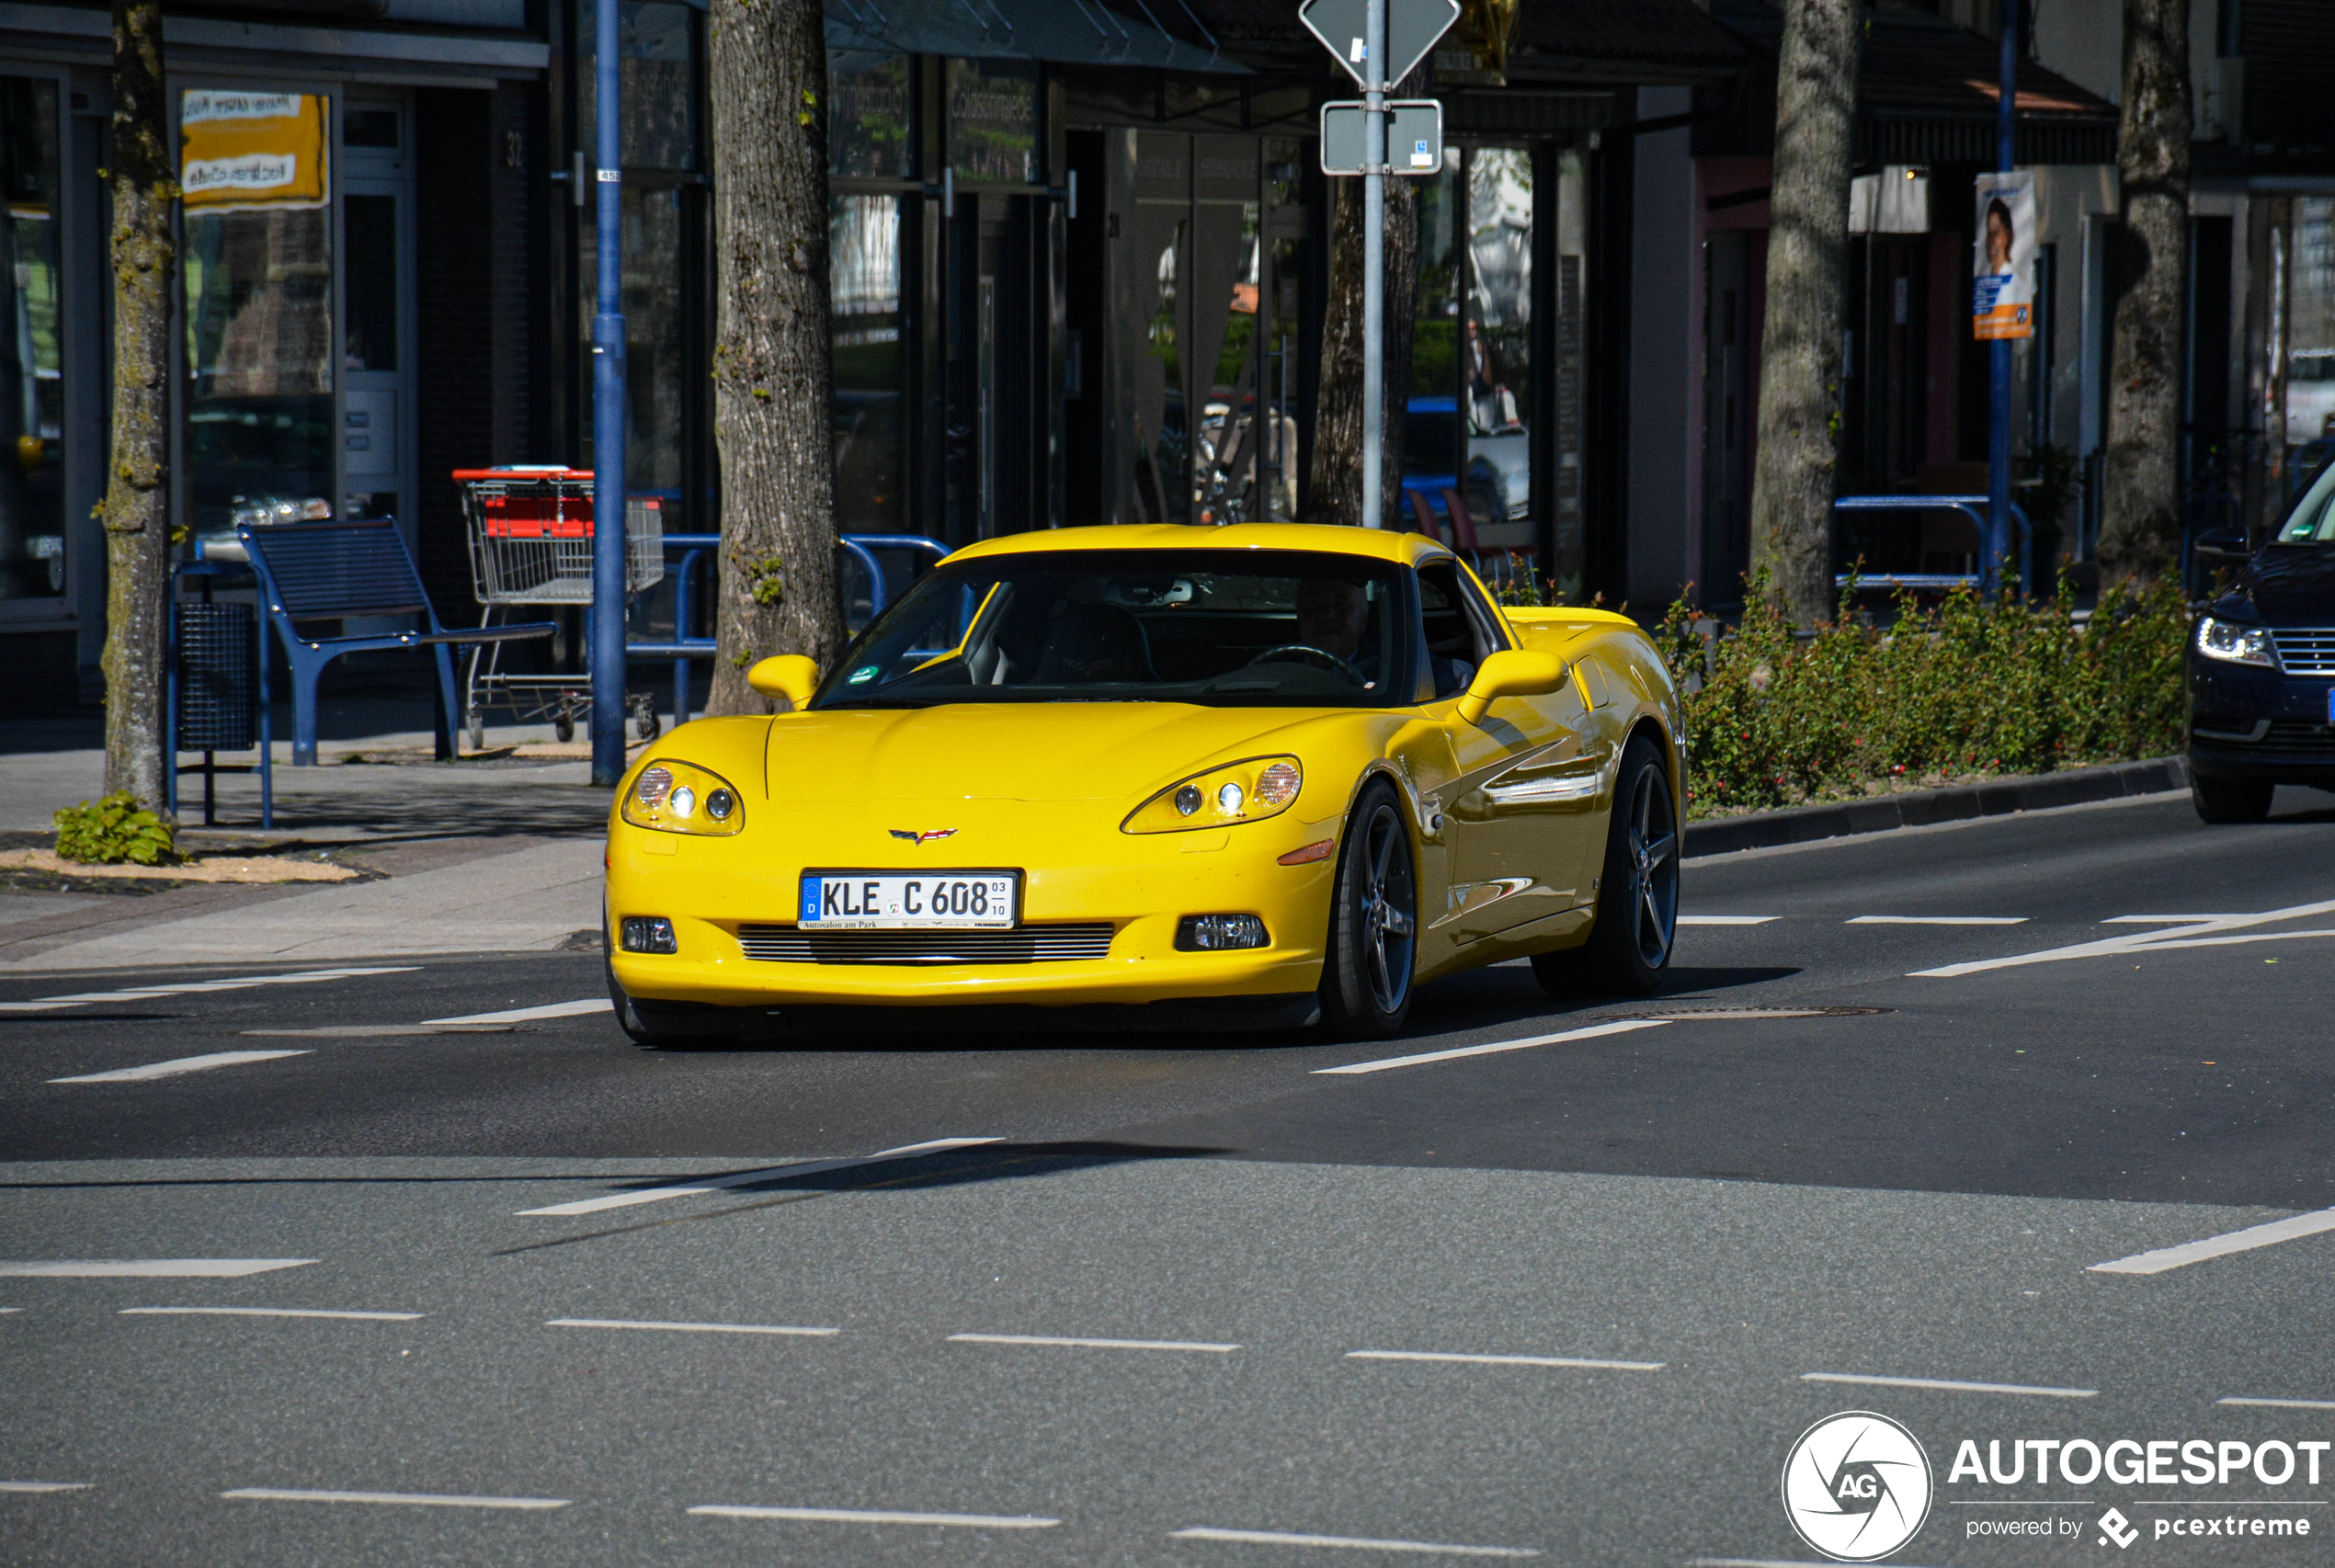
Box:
1292;574;1382;688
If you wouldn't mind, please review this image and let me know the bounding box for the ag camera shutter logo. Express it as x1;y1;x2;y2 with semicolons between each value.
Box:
1782;1411;1934;1561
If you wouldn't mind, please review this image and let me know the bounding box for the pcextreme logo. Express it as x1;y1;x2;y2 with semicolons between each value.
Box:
1782;1411;1935;1562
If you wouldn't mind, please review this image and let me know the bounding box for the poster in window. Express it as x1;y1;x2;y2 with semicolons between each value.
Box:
181;91;328;211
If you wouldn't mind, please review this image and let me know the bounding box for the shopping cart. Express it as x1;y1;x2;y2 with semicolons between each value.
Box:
455;466;666;749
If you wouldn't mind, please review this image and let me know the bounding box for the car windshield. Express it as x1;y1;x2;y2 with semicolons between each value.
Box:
2275;458;2335;545
813;549;1411;710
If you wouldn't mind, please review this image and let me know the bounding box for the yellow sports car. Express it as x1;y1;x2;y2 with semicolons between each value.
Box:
603;523;1683;1041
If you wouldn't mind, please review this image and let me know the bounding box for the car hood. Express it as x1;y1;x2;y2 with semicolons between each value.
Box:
765;701;1333;803
2227;546;2335;624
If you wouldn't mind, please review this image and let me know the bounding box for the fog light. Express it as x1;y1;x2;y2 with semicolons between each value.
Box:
1176;914;1269;951
1175;784;1202;816
705;788;735;822
620;915;678;954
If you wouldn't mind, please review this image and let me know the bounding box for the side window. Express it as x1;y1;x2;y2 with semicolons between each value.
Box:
1415;560;1505;699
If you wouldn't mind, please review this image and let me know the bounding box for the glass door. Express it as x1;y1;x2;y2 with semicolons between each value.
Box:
340;100;415;533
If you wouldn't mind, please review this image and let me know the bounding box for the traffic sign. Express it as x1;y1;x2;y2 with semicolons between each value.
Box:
1319;100;1444;176
1298;0;1459;89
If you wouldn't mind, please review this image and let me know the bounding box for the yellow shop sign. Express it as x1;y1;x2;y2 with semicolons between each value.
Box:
180;91;328;210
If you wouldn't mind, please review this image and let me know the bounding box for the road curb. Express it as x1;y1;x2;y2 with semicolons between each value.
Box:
1682;756;2190;859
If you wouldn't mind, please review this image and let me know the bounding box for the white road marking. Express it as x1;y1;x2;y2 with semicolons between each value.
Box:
2104;915;2246;924
547;1317;838;1337
516;1137;1002;1217
421;997;610;1025
120;1306;420;1322
2217;1397;2335;1412
1172;1527;1539;1557
0;966;418;1013
1847;915;2029;926
222;1487;568;1510
2088;1206;2335;1275
949;1333;1238;1354
1802;1371;2096;1399
1915;896;2335;978
51;1050;309;1084
1677;915;1778;926
0;1307;19;1313
0;1259;314;1278
1688;1559;1948;1568
689;1505;1059;1528
0;1482;90;1494
1316;1019;1668;1075
1347;1349;1663;1371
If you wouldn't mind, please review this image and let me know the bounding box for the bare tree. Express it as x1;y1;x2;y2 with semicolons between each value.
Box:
1309;71;1426;530
704;0;844;713
98;0;175;803
2097;0;2191;585
1747;0;1862;623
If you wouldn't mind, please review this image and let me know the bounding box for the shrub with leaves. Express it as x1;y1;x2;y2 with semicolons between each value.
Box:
53;791;177;867
1656;573;2189;817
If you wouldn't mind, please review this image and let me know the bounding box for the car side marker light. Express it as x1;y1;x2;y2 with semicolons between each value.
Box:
1278;839;1336;865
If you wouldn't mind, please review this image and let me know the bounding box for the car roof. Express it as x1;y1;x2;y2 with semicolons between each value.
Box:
942;523;1454;568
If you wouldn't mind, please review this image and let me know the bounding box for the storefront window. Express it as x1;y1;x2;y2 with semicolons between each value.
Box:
0;76;63;598
579;187;689;502
2284;198;2335;449
831;194;905;530
1464;146;1533;540
181;89;335;548
576;1;699;170
831;52;912;179
947;59;1037;186
1402;150;1463;515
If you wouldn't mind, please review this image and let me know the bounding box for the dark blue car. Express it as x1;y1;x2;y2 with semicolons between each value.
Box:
2188;453;2335;821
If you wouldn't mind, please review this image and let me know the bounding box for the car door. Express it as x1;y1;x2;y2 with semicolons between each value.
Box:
1419;560;1601;942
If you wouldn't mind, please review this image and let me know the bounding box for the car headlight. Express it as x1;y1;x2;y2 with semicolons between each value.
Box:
621;759;745;835
1122;756;1303;834
2195;616;2280;668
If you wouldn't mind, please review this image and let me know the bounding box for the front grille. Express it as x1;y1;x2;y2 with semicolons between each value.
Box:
2270;628;2335;675
2253;720;2335;759
736;923;1117;964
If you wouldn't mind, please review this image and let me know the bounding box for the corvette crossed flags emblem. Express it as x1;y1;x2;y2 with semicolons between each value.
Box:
888;829;958;844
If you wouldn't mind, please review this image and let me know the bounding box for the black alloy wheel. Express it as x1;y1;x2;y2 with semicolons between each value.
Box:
1532;733;1679;998
1320;780;1418;1038
2192;774;2273;824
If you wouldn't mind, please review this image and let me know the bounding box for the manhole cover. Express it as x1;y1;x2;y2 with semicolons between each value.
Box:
1608;1006;1893;1022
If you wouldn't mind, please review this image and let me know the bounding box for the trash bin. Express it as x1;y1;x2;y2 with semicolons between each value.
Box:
177;601;256;752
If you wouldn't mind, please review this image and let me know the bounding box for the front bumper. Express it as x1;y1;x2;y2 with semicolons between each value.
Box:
605;799;1339;1009
2188;656;2335;786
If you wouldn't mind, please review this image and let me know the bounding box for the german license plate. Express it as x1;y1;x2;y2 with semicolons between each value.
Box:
799;871;1019;929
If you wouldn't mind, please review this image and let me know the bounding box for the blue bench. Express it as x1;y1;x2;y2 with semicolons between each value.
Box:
240;517;557;770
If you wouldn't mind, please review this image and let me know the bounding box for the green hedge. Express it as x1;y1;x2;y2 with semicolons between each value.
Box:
1652;576;2190;818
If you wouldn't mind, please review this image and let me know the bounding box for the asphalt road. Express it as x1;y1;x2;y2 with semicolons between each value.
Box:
4;788;2333;1566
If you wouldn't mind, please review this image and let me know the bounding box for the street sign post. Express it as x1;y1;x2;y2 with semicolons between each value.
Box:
1298;0;1457;528
1299;0;1460;92
1319;100;1443;176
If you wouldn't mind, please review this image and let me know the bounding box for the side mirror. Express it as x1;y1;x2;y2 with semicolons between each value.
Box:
746;654;821;710
1456;649;1567;727
2194;528;2249;560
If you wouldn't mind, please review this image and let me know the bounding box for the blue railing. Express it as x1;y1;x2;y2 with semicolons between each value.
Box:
1832;494;2032;596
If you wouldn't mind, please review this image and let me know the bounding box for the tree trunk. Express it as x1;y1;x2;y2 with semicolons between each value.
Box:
99;0;175;805
2097;0;2191;587
703;0;844;714
1747;0;1862;625
1308;76;1425;530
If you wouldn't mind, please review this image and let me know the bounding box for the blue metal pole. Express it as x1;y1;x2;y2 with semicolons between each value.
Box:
589;0;629;784
1986;0;2017;597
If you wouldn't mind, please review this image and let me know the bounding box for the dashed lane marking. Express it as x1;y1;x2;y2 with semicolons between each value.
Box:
1347;1349;1663;1371
948;1333;1239;1354
2104;915;2247;924
120;1306;419;1322
548;1318;839;1337
1802;1371;2096;1399
0;1483;90;1494
0;967;418;1013
422;997;610;1025
516;1137;1003;1217
1315;1020;1668;1075
1847;915;2029;926
0;1259;314;1278
1677;915;1778;926
689;1505;1059;1529
51;1050;309;1084
2089;1206;2335;1275
2217;1397;2335;1411
222;1488;569;1510
1172;1527;1539;1557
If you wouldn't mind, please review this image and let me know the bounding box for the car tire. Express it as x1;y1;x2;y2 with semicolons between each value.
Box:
2192;774;2273;824
1532;733;1680;999
1319;779;1418;1040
